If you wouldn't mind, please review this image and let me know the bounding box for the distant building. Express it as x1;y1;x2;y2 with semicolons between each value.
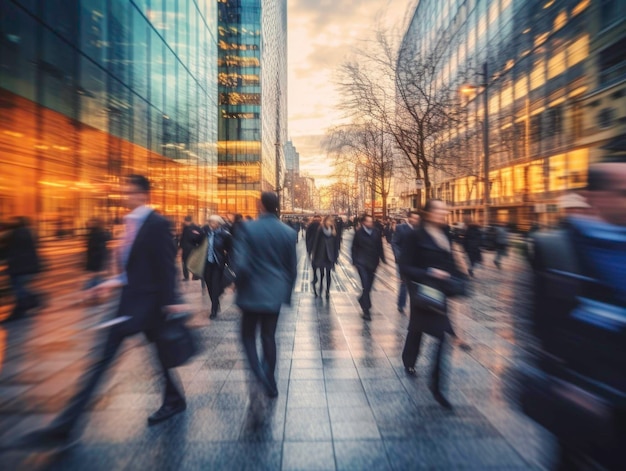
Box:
217;0;288;216
400;0;626;229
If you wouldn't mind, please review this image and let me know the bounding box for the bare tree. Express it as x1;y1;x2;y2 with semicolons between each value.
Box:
336;27;470;206
326;121;394;218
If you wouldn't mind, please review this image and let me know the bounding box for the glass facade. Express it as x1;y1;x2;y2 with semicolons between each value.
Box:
401;0;626;228
217;0;287;216
0;0;218;235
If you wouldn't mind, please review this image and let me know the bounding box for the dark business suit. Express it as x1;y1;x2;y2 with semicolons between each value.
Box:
399;225;465;388
180;223;199;280
199;226;232;317
391;222;415;310
50;210;184;434
351;226;386;315
234;214;297;396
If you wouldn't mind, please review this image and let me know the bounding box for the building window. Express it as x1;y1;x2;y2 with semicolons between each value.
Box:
599;41;626;86
568;35;589;67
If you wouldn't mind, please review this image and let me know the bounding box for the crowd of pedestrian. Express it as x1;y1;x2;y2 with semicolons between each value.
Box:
2;148;625;469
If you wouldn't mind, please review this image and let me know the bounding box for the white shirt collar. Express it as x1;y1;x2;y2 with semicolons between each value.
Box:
124;205;153;223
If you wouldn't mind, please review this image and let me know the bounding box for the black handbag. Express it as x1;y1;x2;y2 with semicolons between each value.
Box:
409;281;447;315
155;313;198;368
222;262;236;289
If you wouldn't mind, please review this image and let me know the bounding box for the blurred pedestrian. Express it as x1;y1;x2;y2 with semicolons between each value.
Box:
230;213;244;239
351;214;386;320
311;215;339;299
399;199;467;409
233;192;297;398
462;217;483;277
392;211;420;313
83;217;110;302
524;148;626;469
335;216;344;250
493;223;509;269
198;215;232;319
3;216;42;322
305;214;322;291
179;215;199;282
11;175;186;450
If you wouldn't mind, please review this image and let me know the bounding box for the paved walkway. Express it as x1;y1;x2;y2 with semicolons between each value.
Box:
0;233;556;470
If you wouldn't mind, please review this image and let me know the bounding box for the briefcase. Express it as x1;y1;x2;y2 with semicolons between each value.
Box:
155;313;198;368
222;262;236;289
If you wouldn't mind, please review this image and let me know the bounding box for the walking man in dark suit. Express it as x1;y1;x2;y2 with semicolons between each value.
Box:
391;211;420;313
351;214;386;320
234;192;297;398
12;175;186;450
200;215;232;319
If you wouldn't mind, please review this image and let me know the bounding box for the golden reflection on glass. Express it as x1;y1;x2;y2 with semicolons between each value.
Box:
0;89;217;236
572;0;590;17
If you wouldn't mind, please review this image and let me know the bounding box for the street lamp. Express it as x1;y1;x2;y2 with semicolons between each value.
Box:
461;62;490;227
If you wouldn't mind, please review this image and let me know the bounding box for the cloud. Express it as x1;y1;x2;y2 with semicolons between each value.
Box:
288;0;417;183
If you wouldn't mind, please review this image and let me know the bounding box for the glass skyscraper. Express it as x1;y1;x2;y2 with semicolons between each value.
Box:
0;0;218;235
217;0;287;216
400;0;626;228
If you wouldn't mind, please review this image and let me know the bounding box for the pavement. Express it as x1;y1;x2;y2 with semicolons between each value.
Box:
0;230;557;470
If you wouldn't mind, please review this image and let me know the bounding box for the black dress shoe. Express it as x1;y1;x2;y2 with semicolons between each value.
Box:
7;428;77;451
404;366;417;376
362;311;372;321
148;402;186;425
209;312;217;319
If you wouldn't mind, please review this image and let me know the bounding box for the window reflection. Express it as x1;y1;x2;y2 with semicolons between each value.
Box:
0;0;218;236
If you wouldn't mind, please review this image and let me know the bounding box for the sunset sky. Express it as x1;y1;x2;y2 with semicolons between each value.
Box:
287;0;416;187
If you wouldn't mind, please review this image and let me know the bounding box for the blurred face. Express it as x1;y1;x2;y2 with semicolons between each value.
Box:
587;163;626;226
123;183;148;210
407;213;420;228
208;219;220;230
362;216;374;229
425;201;448;227
324;217;333;228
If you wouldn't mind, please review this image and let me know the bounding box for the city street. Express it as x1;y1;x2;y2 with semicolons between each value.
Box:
0;231;557;470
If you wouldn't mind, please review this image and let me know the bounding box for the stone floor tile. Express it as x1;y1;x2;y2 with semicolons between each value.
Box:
334;440;391;471
282;441;335;471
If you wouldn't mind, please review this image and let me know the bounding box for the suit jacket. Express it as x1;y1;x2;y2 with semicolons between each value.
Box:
6;225;41;276
399;225;464;336
351;227;386;272
234;214;297;313
198;226;232;268
391;222;414;261
116;210;177;336
180;224;199;253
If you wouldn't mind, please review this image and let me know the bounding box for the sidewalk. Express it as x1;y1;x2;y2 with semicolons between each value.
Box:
0;238;556;470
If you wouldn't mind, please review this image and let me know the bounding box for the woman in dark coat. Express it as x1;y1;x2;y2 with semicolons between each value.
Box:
399;199;466;409
462;218;483;277
311;215;339;299
5;216;41;320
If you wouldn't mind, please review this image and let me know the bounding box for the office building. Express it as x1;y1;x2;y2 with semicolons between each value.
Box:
0;0;218;235
217;0;287;216
400;0;626;228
